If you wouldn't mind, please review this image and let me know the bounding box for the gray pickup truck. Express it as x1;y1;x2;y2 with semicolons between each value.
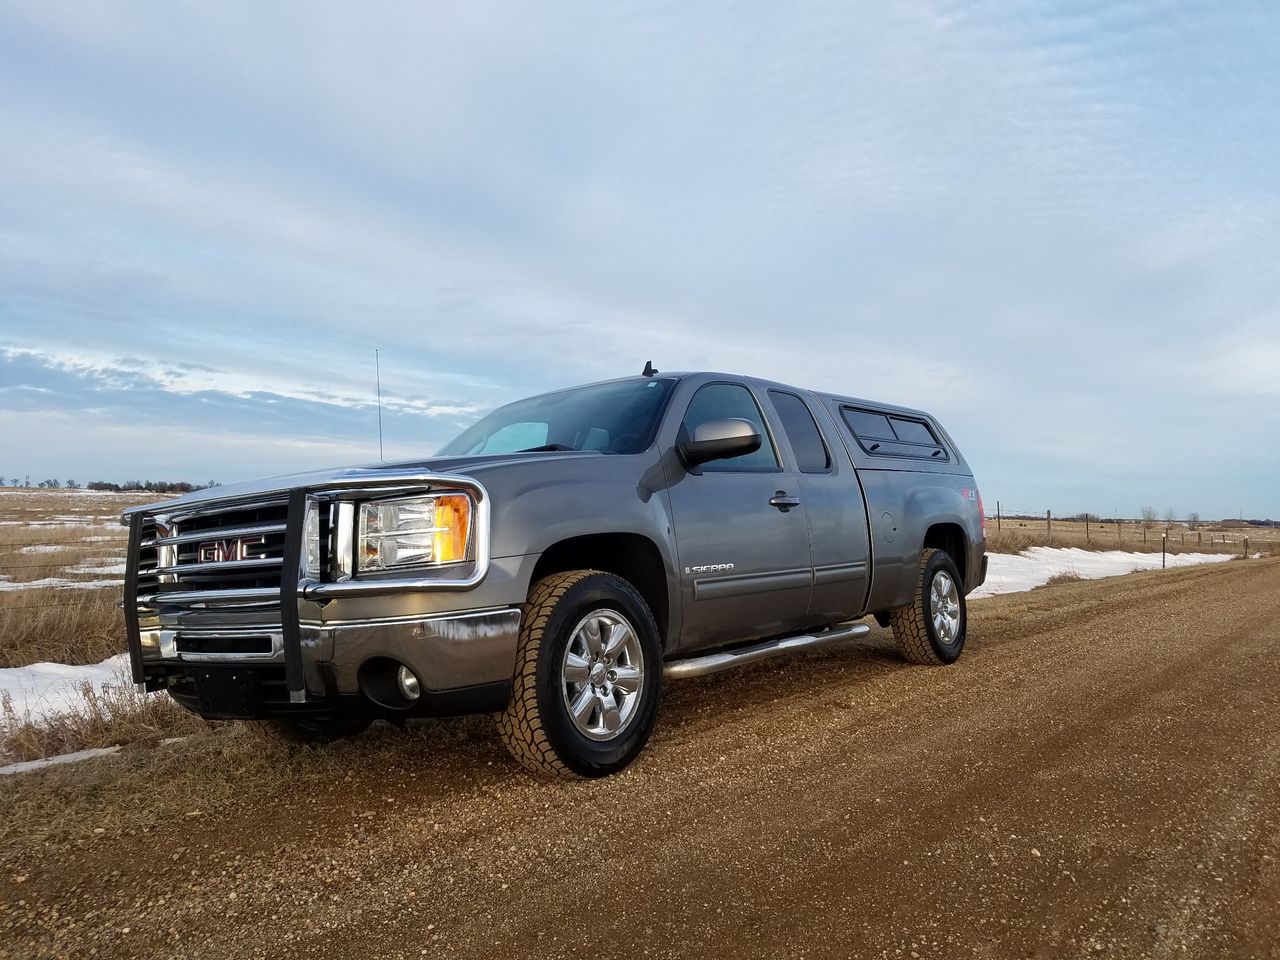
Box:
122;367;986;776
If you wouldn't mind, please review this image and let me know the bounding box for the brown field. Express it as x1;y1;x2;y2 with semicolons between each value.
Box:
0;489;169;667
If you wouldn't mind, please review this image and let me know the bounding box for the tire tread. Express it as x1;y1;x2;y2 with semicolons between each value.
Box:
890;548;947;665
496;569;600;777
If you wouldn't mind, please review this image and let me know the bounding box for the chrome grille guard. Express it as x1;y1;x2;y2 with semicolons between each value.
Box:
123;471;492;703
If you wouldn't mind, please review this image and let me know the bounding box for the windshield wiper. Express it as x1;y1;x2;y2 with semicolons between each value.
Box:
517;443;577;453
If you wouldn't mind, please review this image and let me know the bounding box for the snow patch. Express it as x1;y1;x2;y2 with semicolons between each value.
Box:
0;654;131;722
70;561;128;575
971;547;1233;598
0;746;121;776
4;527;112;535
0;577;121;591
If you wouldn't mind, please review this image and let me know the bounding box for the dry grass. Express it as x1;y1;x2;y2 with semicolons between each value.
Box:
0;715;495;858
0;725;292;855
0;588;124;667
0;488;168;666
1;680;212;764
0;489;198;766
1044;571;1084;586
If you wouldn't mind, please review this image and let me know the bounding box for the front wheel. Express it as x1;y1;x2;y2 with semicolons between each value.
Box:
890;548;967;665
497;570;662;777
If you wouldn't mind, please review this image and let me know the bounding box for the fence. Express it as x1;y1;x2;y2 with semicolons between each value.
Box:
985;503;1280;556
0;534;129;611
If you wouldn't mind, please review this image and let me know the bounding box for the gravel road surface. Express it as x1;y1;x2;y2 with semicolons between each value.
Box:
3;558;1278;959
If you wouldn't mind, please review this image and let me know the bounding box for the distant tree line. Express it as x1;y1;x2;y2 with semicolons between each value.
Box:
1;477;220;493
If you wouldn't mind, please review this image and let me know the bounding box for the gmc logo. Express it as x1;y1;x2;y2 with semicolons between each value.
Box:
197;535;267;564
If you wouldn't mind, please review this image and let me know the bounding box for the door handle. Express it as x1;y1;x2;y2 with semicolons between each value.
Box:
769;492;801;512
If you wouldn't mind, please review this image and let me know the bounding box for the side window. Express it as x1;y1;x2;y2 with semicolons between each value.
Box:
769;391;831;473
681;383;779;472
841;407;947;460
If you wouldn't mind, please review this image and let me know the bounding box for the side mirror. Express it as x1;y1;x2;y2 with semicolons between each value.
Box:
678;418;762;468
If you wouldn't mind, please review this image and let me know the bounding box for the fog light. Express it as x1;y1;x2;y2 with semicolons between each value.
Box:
396;665;421;701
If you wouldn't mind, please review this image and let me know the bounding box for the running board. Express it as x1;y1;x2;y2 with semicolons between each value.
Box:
663;621;872;680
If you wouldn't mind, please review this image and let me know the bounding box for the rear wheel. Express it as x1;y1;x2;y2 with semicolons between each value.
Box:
497;570;662;777
890;548;967;665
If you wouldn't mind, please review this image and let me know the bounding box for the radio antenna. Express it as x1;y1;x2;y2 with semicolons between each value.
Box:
375;348;385;463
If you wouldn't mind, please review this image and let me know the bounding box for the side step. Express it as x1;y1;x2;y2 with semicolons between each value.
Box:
663;621;872;681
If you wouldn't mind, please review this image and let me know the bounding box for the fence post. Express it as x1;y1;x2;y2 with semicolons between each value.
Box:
1047;509;1052;538
1085;514;1090;542
1162;533;1166;569
1245;537;1249;558
996;500;1001;532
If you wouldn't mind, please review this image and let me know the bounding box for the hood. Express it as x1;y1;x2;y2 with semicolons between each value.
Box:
120;450;607;518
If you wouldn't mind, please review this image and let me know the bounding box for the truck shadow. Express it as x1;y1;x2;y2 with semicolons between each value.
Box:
355;623;919;785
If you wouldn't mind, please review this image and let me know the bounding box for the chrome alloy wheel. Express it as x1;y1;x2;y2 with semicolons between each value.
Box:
930;570;962;643
560;608;645;741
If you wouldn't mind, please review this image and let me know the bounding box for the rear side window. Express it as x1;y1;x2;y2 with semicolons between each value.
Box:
888;417;935;445
769;391;831;473
841;407;947;460
844;409;896;441
681;383;780;472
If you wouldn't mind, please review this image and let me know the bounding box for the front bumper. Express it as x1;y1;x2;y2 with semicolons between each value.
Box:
122;472;532;718
139;607;522;720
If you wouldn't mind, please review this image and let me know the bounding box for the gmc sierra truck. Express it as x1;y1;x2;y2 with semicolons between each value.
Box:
122;367;986;777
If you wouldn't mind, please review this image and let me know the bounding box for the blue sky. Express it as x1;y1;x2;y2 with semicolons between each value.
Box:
0;2;1277;518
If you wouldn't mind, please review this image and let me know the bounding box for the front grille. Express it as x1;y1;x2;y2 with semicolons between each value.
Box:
131;498;297;649
136;516;161;600
150;500;290;593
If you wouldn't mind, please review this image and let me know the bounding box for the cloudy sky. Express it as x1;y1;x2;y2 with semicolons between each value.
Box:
0;2;1277;518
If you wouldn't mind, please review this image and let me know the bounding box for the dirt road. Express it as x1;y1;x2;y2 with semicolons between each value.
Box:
4;559;1279;959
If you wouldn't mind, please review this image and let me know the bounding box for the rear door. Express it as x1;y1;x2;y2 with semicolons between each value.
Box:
664;380;813;651
765;389;871;624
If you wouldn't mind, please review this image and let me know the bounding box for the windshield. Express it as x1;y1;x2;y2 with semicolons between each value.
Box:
437;378;678;456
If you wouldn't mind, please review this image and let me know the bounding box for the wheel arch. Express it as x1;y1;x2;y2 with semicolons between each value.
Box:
529;533;671;646
922;522;969;587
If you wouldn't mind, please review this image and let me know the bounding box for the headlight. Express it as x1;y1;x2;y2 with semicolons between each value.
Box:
301;499;323;579
357;493;473;573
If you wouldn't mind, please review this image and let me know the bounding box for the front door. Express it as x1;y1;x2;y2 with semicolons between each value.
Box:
664;381;813;651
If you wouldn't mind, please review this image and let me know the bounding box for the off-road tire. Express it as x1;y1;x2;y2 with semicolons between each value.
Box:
246;714;372;747
890;548;967;665
497;569;662;778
